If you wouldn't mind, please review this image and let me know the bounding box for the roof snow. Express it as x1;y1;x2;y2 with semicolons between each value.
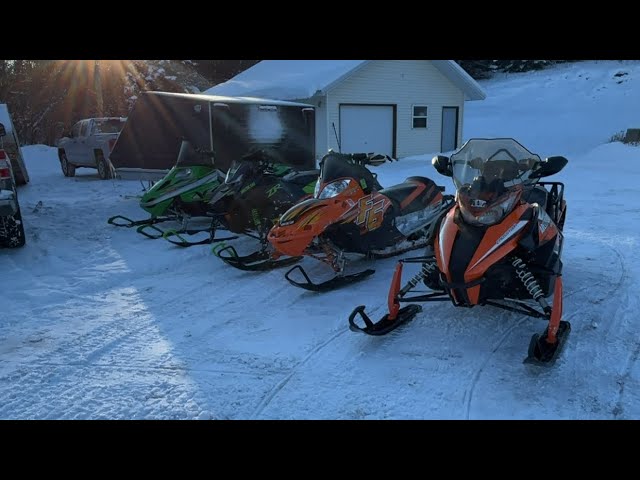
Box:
204;60;486;101
204;60;367;100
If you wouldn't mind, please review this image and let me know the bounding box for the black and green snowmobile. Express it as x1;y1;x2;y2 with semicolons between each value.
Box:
165;148;319;271
107;140;230;239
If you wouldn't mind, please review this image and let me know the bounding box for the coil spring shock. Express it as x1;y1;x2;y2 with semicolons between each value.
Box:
512;257;547;307
399;261;437;296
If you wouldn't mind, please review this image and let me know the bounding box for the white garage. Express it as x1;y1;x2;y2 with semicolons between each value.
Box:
205;60;486;161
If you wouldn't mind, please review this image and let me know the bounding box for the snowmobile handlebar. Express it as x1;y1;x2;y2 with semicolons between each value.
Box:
348;152;396;166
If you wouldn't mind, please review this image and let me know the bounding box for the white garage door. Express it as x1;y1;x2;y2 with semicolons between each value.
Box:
340;105;394;157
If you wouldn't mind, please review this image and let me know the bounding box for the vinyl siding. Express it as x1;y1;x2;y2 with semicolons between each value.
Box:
325;60;465;157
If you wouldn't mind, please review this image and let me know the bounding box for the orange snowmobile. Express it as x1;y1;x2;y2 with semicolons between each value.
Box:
267;150;454;291
348;138;569;365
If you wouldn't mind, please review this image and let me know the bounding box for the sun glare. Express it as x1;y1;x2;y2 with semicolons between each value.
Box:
53;60;140;117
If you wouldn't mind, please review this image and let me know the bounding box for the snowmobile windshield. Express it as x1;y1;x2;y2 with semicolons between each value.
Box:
451;139;540;226
451;139;540;193
176;141;214;167
225;160;254;185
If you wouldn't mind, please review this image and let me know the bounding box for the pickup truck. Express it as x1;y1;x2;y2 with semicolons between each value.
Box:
57;117;127;180
0;122;25;248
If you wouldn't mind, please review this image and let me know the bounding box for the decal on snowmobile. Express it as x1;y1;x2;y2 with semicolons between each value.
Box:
266;183;283;198
467;217;529;272
142;171;222;208
241;182;256;195
538;207;552;235
354;194;390;233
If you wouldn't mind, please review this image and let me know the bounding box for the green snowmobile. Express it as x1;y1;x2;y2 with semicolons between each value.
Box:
108;140;231;239
163;148;319;271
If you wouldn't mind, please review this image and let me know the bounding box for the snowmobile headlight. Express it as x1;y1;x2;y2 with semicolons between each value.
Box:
318;179;350;199
459;191;519;226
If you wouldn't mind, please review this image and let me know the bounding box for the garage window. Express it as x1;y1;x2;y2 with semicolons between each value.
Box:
412;105;428;129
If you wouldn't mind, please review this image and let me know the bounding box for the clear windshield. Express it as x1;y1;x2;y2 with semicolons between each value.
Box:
451;139;542;226
176;141;213;167
93;118;126;134
450;138;541;193
225;160;253;184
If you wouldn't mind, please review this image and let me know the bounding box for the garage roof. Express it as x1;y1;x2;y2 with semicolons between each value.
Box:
204;60;486;101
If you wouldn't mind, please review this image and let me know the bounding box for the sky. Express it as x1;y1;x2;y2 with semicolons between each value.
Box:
1;60;639;419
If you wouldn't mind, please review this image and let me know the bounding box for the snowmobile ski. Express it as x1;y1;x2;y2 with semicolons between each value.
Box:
524;320;571;366
162;228;238;248
348;304;422;336
284;265;376;292
214;244;302;271
107;215;174;228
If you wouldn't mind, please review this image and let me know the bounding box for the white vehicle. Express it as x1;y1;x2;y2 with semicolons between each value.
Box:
57;117;126;179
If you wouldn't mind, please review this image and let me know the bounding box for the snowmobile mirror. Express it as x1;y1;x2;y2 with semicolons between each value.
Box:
0;123;5;137
531;155;568;178
432;155;452;177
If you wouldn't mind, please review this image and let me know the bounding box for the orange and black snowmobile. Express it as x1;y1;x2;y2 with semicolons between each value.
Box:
267;150;454;291
348;138;569;365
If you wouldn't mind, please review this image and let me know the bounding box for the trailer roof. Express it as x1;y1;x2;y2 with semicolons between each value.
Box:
144;91;314;108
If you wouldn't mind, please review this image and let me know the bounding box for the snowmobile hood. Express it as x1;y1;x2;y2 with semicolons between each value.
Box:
207;182;237;208
267;196;354;257
140;168;222;209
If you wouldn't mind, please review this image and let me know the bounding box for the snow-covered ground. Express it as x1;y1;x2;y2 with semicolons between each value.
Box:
2;60;639;419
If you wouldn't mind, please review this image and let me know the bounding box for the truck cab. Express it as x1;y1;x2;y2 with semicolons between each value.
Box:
57;117;127;179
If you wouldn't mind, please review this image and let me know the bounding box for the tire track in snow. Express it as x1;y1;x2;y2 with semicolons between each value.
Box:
610;271;639;419
248;318;372;419
464;244;626;420
612;341;640;419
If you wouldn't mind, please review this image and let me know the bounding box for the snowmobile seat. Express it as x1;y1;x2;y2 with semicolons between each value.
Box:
380;177;442;215
320;154;381;194
522;185;549;211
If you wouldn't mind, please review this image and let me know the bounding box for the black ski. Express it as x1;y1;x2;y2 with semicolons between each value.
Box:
524;320;571;366
214;244;302;271
107;215;174;228
348;304;422;336
285;265;376;292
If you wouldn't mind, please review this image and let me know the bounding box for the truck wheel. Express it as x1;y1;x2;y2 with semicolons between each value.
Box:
96;153;112;180
0;207;26;248
60;152;76;177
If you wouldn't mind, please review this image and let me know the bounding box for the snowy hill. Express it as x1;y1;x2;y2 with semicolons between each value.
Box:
1;61;639;419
